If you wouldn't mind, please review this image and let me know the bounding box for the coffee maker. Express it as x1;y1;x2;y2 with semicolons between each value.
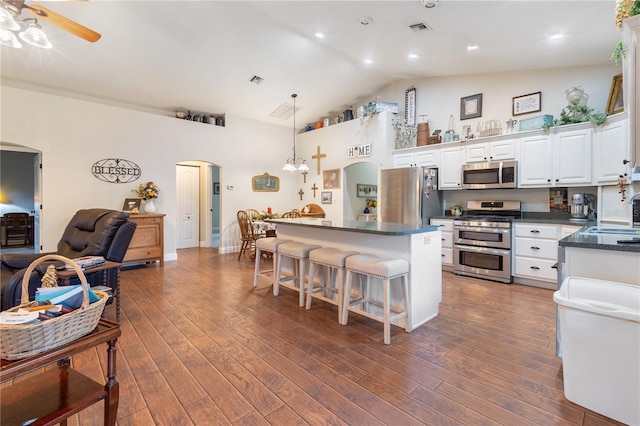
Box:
569;193;596;222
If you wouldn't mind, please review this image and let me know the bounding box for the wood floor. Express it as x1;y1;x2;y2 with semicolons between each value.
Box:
2;248;624;425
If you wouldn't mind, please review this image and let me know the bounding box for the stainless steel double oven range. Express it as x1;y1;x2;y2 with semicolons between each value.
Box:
453;201;521;284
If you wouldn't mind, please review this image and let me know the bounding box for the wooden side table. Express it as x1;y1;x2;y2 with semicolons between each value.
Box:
123;213;165;266
1;319;121;426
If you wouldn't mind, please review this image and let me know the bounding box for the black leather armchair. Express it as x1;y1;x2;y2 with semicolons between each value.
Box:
1;209;137;310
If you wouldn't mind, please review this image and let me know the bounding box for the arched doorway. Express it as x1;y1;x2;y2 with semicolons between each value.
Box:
343;162;378;221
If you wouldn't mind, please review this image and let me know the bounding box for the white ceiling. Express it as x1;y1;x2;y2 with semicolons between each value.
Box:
0;1;622;128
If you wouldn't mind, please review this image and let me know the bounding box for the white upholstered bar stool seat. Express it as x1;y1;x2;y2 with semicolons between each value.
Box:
274;242;321;307
342;254;411;345
253;237;292;288
306;248;358;322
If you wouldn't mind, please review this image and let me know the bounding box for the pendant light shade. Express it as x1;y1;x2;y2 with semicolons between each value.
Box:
0;7;20;31
0;27;22;48
19;19;52;49
282;93;308;172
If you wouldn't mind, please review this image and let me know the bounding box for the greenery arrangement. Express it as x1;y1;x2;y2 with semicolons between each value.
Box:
391;116;417;149
366;199;378;209
611;0;640;64
133;181;159;201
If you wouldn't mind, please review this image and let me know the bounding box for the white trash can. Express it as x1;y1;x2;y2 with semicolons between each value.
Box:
554;277;640;426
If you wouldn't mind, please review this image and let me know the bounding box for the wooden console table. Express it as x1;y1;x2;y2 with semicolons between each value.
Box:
1;319;121;426
123;213;165;266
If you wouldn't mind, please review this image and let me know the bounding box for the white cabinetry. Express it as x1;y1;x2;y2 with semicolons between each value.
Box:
393;149;439;168
514;223;582;289
465;140;515;163
593;117;630;184
430;218;453;268
439;147;463;189
519;129;592;187
622;15;639;166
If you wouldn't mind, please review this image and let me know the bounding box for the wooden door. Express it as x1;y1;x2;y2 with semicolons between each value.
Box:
176;165;200;249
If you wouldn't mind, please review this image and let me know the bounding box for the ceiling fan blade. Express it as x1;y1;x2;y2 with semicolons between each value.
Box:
27;5;101;42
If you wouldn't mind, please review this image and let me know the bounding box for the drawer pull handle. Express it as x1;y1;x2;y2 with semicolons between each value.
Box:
441;254;445;257
530;246;540;250
530;266;540;270
551;263;558;269
530;230;540;234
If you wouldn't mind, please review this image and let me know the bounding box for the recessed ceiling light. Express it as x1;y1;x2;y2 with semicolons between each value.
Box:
315;32;325;39
408;53;419;59
359;16;374;25
364;59;373;64
550;33;563;40
467;44;479;51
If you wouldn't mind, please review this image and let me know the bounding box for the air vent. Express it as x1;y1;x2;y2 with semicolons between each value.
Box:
249;75;264;84
269;101;300;120
409;22;433;32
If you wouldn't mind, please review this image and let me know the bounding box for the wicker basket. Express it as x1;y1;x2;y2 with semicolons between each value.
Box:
1;254;108;361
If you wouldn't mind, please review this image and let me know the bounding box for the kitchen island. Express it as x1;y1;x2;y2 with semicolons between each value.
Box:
268;218;443;331
558;229;640;286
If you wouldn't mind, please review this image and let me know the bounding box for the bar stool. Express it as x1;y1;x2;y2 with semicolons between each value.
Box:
253;237;291;288
306;247;358;322
274;242;321;307
342;254;411;345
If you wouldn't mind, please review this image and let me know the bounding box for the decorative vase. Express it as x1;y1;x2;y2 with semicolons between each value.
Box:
144;199;157;213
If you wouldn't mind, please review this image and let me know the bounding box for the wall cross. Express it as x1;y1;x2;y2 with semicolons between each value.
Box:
311;145;326;175
298;188;304;200
311;183;318;197
302;170;308;183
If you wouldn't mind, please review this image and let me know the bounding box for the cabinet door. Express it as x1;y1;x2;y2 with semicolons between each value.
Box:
415;150;439;167
554;130;592;185
465;143;489;163
593;119;630;184
489;140;515;160
393;153;414;168
518;136;552;187
439;147;462;189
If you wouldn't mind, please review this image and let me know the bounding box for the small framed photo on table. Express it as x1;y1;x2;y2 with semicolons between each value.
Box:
122;198;141;213
512;92;542;116
460;93;482;120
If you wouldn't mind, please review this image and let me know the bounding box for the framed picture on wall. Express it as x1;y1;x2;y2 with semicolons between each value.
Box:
512;91;542;116
321;192;332;204
460;93;482;120
122;198;141;213
356;184;377;198
323;169;341;189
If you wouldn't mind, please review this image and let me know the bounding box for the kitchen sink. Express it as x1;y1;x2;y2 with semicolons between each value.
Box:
581;226;640;236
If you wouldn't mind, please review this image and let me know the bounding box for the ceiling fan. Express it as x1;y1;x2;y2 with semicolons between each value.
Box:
0;0;100;48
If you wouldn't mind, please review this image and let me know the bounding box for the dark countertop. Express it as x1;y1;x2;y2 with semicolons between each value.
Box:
269;218;440;236
430;214;596;227
559;228;640;253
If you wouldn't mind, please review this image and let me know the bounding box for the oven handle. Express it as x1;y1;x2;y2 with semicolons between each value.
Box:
454;244;511;256
499;161;503;187
454;226;511;234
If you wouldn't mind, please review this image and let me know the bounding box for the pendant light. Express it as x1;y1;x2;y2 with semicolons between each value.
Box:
282;93;309;172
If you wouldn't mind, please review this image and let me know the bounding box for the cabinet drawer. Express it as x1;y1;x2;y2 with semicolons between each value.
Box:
124;246;162;262
441;232;453;248
431;219;453;232
442;247;453;265
514;237;558;260
514;224;557;239
514;257;557;282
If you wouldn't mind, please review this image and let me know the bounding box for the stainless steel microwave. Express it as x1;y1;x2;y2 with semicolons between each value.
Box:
462;160;518;189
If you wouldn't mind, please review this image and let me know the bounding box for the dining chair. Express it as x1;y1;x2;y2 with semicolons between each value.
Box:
2;213;30;247
237;210;259;260
282;210;301;219
245;208;261;222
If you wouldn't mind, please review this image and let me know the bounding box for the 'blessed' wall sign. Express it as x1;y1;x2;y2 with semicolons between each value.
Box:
92;158;141;184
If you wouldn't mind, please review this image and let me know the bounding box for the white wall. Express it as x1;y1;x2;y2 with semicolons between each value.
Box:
358;65;620;136
0;86;294;258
